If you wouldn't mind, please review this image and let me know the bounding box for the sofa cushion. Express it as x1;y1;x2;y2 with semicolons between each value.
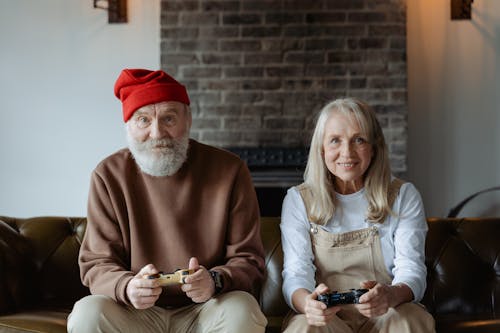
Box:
0;310;69;333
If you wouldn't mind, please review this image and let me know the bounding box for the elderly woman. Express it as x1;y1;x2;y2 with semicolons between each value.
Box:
280;98;435;332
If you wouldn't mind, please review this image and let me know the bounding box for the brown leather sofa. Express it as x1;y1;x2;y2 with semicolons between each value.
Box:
1;215;500;333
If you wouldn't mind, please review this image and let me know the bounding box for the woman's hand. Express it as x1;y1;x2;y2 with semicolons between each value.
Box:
355;280;413;318
293;284;340;326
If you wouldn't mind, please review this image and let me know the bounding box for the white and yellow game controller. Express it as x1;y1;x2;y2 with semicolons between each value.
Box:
145;269;194;286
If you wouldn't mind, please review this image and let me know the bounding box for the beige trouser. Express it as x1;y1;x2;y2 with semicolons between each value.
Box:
67;291;267;333
282;226;435;333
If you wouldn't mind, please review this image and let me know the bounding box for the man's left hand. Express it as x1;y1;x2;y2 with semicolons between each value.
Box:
181;257;215;303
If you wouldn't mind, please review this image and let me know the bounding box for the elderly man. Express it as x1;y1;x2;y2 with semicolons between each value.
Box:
67;69;267;332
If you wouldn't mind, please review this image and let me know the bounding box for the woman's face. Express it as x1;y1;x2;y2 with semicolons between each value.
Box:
322;111;373;194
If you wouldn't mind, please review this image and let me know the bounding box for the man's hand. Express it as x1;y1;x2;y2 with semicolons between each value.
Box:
355;280;413;318
126;264;162;309
301;284;340;327
181;257;215;303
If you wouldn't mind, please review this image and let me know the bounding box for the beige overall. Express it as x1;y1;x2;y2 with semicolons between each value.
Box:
282;180;435;333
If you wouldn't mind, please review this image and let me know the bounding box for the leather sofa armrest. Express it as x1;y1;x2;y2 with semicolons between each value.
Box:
0;219;38;315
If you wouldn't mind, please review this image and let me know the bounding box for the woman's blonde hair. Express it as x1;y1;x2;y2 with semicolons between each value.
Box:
303;97;392;224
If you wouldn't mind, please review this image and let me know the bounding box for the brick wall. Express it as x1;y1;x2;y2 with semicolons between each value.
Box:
160;0;407;174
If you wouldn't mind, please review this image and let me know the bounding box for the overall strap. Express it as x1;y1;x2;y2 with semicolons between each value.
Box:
298;178;406;224
297;183;315;223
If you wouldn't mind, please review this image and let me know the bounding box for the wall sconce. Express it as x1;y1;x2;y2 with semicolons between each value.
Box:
451;0;474;20
93;0;127;23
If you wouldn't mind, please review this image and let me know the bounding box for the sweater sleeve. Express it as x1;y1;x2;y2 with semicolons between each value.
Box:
280;187;317;311
211;162;265;295
79;171;134;305
391;183;428;302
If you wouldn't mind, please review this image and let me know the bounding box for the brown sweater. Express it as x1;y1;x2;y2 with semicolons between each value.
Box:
79;139;265;307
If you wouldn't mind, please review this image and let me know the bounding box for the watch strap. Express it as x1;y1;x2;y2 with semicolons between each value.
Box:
209;270;224;294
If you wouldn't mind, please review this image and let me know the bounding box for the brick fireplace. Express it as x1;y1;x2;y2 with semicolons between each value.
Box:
160;0;407;214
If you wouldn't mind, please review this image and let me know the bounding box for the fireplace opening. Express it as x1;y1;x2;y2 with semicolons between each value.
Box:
227;147;308;216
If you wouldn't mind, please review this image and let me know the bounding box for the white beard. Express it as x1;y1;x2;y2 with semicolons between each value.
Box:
126;132;189;177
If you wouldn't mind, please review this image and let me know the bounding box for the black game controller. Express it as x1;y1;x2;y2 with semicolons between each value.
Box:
317;289;368;307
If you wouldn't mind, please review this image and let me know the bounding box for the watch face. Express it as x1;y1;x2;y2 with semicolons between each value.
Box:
210;270;223;290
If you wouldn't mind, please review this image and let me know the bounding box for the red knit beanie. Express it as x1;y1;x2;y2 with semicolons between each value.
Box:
114;68;190;122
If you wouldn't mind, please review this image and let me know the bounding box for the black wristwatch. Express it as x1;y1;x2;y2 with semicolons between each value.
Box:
209;270;224;294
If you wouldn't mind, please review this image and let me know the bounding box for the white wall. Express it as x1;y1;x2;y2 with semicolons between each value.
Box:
407;0;500;217
0;0;160;217
2;0;499;219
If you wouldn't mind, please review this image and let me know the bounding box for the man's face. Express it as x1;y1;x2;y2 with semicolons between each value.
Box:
127;101;192;143
126;101;192;177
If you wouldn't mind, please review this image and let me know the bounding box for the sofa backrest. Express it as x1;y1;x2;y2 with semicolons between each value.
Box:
2;215;500;324
0;216;90;313
423;217;500;321
0;215;289;318
259;217;288;324
261;216;500;322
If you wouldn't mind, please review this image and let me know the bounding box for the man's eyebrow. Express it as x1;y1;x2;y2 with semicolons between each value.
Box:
159;108;181;115
133;110;151;117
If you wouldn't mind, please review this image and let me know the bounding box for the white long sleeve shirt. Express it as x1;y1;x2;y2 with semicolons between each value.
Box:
280;182;428;310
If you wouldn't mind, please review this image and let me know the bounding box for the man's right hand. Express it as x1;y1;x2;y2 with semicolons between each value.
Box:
126;264;162;309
